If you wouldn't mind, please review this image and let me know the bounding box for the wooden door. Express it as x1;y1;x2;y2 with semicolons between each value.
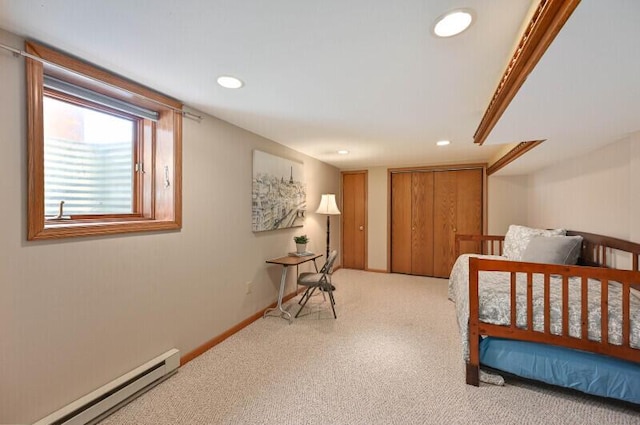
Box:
411;172;434;276
391;171;434;275
342;171;367;269
390;172;412;273
456;169;483;257
433;169;483;277
433;171;456;277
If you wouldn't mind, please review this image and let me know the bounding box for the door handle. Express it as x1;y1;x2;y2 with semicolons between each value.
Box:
359;225;364;231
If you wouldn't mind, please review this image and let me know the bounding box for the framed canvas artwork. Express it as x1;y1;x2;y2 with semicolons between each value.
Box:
252;150;306;232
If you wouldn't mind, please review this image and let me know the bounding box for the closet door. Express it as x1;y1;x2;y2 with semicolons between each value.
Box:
433;169;483;277
391;167;483;278
342;171;367;269
411;172;434;276
433;171;456;277
390;173;412;273
456;169;483;257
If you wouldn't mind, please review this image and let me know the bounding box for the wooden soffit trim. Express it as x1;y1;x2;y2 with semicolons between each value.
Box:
388;162;487;174
474;0;581;145
487;140;544;175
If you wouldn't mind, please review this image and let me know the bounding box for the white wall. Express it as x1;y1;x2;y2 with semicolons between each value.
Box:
0;29;340;424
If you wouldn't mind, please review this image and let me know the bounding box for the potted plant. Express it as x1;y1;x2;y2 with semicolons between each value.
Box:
293;235;309;254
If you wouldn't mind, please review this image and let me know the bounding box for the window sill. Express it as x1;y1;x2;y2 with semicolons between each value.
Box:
30;219;181;240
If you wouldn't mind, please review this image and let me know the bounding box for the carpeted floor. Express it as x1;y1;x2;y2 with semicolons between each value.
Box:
101;269;640;424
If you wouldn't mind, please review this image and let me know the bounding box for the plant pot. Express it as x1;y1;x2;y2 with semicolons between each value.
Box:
296;243;307;254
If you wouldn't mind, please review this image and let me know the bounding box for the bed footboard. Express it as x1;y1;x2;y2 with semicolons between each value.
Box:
466;257;640;385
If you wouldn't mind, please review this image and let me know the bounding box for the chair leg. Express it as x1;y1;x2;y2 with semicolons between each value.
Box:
296;286;317;318
298;287;309;305
298;286;315;305
325;287;337;319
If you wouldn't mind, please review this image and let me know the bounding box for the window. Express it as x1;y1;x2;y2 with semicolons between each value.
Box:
43;94;138;216
26;41;182;240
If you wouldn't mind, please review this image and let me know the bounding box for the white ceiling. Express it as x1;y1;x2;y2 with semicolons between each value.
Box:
0;0;565;171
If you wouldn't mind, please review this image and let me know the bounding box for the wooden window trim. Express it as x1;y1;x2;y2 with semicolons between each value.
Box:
26;41;182;240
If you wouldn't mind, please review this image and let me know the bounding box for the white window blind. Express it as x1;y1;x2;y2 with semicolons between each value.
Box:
44;75;159;121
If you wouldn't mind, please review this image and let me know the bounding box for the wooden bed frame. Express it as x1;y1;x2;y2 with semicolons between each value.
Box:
455;231;640;386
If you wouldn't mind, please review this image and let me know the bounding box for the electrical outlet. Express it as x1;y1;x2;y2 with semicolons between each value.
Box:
245;281;252;294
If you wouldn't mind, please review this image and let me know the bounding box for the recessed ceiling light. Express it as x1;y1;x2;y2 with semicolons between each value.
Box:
436;140;450;146
337;150;350;155
217;75;244;89
433;9;474;38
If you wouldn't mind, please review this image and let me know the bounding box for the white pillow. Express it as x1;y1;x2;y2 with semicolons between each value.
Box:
503;224;566;261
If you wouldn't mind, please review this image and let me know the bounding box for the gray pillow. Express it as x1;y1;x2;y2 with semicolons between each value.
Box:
503;224;566;260
520;235;583;265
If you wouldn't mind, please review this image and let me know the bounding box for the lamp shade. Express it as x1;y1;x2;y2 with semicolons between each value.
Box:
315;194;341;215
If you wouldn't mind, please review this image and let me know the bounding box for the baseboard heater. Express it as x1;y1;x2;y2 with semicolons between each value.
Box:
33;349;180;425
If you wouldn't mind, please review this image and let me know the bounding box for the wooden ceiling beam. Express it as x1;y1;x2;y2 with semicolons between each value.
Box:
474;0;581;145
487;140;544;175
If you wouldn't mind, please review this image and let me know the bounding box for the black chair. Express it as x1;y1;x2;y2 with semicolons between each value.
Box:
296;250;338;319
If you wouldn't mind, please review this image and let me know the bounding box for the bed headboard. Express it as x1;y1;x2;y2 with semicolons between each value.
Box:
567;230;640;272
456;231;640;272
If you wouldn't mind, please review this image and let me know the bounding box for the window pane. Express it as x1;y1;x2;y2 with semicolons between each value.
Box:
43;96;135;216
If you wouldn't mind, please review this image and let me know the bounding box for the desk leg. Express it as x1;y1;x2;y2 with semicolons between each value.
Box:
263;266;293;323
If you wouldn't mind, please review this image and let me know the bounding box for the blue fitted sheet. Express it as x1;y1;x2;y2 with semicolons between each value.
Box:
479;337;640;405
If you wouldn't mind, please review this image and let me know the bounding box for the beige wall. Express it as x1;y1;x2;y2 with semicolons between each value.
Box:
527;133;640;242
486;135;640;241
0;29;340;424
487;174;529;235
366;167;388;271
486;135;640;250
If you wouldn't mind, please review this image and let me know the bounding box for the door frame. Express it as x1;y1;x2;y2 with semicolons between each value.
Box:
341;170;368;270
386;163;487;273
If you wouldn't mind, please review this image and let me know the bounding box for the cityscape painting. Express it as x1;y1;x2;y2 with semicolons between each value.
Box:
252;150;306;232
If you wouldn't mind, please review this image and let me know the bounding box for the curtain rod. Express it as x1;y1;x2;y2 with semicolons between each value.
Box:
0;41;203;122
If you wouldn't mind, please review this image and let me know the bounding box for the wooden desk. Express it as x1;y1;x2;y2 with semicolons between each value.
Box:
264;253;322;322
